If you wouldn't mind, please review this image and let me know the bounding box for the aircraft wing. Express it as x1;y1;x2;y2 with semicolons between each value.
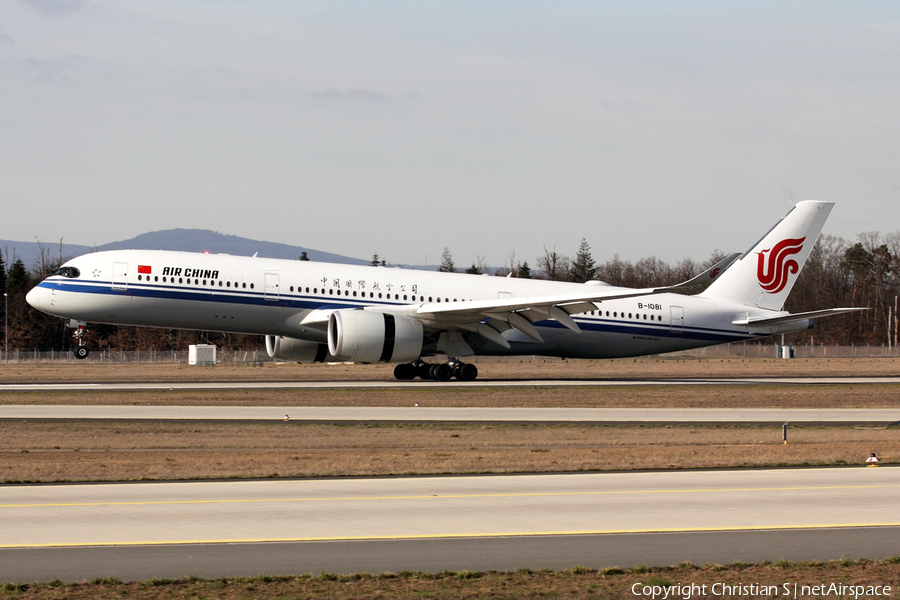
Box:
403;253;743;348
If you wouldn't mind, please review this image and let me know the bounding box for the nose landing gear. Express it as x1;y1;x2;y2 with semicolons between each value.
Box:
68;320;90;360
392;360;478;381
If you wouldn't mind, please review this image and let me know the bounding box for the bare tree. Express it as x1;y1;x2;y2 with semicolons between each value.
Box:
537;245;568;281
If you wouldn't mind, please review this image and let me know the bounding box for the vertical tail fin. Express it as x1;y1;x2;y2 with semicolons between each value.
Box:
700;201;833;310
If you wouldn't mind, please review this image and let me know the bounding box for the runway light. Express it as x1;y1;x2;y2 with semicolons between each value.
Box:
866;453;879;467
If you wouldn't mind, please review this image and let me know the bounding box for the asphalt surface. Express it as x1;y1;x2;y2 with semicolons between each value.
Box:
2;467;898;582
4;528;900;583
2;376;900;391
2;405;900;424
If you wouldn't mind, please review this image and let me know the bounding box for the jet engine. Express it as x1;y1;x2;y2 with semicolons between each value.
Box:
327;310;423;363
265;335;332;363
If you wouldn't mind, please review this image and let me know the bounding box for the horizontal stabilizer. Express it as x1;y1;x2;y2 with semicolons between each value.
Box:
732;307;869;328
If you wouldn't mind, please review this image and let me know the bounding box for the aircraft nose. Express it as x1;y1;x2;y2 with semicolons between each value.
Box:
26;284;53;312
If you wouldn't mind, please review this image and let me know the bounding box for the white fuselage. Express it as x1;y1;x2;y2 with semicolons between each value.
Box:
27;249;804;359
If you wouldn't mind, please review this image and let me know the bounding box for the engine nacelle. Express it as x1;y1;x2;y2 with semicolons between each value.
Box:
265;335;332;363
327;310;423;363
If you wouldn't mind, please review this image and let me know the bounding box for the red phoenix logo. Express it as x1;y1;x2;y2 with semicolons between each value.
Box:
757;237;805;293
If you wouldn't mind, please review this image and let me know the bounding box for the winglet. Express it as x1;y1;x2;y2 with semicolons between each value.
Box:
663;253;741;296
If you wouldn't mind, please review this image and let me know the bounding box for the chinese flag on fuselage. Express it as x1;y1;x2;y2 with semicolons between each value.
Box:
138;265;152;274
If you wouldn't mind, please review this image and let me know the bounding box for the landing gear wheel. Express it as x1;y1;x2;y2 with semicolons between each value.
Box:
71;323;90;360
455;363;478;381
393;363;416;381
429;363;453;381
415;362;433;380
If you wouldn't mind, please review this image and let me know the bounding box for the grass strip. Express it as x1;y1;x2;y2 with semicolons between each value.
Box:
3;558;900;598
1;422;896;483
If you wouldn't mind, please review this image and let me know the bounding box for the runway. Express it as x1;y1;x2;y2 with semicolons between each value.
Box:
1;467;898;582
2;405;900;424
2;375;899;391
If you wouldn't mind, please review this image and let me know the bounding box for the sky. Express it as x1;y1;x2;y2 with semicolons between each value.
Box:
1;1;898;269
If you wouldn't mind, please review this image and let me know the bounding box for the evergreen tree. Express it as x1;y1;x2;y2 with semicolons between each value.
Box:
298;251;310;261
517;261;532;279
465;262;482;275
370;253;381;266
6;259;30;348
438;247;456;273
569;238;597;283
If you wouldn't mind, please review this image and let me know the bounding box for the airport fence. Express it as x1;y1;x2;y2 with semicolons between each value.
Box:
0;348;264;365
0;344;898;365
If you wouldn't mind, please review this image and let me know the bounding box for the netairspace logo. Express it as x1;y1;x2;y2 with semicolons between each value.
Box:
631;581;892;599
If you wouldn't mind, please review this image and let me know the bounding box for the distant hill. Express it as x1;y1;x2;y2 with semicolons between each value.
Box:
0;229;370;270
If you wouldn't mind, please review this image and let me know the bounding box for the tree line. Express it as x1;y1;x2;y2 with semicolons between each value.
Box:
2;231;898;352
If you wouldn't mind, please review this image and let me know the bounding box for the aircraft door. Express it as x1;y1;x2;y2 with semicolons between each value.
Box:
264;273;280;301
112;262;128;291
670;305;684;335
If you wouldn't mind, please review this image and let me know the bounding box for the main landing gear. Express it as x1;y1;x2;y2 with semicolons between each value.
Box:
393;361;478;382
70;321;90;360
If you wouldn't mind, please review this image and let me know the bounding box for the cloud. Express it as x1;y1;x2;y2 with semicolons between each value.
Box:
23;57;80;82
0;32;13;44
16;0;83;16
306;88;387;101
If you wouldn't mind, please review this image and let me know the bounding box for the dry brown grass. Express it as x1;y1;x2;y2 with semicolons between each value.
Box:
1;356;898;385
1;421;896;483
4;559;900;598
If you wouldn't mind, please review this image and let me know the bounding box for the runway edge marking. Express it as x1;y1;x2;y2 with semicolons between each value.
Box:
4;523;900;549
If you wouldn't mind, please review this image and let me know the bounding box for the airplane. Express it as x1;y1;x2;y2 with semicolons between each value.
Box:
27;200;864;381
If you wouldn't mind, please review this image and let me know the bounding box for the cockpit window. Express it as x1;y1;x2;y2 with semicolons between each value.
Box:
53;266;80;279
